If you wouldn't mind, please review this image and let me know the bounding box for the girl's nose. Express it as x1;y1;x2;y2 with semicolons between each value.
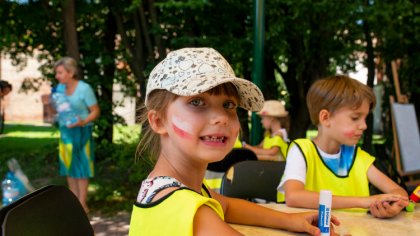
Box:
211;108;229;125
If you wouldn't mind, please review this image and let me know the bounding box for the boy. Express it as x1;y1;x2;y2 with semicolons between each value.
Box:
278;75;408;218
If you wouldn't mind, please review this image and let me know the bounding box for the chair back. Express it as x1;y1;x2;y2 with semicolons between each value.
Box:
220;160;286;202
0;185;94;236
207;148;258;172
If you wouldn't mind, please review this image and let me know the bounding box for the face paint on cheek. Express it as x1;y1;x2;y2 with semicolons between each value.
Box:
171;116;193;139
344;130;355;138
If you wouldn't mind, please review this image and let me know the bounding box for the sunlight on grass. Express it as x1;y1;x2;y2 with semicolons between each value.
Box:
113;124;141;144
306;129;318;139
6;130;59;138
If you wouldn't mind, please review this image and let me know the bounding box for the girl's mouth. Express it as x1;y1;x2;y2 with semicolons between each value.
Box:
200;136;227;143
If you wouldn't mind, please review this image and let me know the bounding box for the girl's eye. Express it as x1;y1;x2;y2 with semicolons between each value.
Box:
223;101;237;109
351;116;359;121
190;98;204;107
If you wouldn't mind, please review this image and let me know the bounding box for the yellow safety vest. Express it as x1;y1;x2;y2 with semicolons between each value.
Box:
263;134;289;161
129;183;224;236
292;139;375;211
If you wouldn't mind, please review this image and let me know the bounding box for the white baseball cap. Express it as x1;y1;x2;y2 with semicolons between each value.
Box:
146;47;264;111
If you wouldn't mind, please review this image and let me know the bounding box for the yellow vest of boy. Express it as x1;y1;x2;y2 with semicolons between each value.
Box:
263;134;289;160
129;185;224;236
293;139;375;197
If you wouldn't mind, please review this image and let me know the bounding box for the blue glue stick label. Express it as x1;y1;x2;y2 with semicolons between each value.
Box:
318;204;331;234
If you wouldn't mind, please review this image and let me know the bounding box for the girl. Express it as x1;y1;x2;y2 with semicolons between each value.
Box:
129;48;339;235
243;100;290;161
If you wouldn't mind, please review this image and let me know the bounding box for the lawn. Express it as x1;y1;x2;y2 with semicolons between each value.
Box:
0;122;152;214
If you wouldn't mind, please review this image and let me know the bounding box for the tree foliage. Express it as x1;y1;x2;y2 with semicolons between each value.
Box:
1;0;419;152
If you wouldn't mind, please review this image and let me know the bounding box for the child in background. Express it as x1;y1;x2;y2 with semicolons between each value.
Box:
129;48;339;235
0;80;12;97
278;75;409;218
243;100;289;161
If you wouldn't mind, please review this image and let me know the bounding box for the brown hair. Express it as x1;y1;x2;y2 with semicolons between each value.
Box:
136;82;240;161
306;75;376;125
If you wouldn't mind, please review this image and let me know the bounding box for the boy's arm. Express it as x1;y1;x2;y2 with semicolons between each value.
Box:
367;165;408;197
209;189;330;235
366;165;409;218
284;179;380;209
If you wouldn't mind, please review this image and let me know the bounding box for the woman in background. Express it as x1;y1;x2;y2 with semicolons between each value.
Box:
53;57;100;213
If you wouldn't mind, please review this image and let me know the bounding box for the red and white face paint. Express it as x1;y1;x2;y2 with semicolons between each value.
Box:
171;115;193;139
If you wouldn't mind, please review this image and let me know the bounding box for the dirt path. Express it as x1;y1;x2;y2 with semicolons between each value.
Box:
90;211;130;236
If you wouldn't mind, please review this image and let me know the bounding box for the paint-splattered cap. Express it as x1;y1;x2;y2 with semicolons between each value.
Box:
145;47;264;111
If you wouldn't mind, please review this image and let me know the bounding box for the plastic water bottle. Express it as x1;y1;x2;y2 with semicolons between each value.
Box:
2;172;20;206
51;87;78;127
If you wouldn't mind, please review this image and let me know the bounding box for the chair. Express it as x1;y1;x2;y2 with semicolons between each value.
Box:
220;160;286;203
207;148;258;172
0;185;94;236
205;148;258;193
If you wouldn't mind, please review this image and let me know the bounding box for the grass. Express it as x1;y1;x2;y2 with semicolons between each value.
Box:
0;123;59;157
0;122;151;215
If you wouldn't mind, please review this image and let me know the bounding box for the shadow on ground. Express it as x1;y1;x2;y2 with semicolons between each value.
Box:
90;211;131;236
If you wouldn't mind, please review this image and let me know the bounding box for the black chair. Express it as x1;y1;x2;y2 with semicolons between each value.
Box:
220;160;286;203
0;185;94;236
207;148;258;172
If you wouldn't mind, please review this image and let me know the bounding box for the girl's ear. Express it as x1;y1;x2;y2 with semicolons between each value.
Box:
148;110;167;134
319;109;331;127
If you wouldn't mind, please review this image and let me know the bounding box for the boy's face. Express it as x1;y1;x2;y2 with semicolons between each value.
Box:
160;92;240;164
325;100;370;146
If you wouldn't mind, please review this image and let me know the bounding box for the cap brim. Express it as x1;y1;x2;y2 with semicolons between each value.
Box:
170;76;264;112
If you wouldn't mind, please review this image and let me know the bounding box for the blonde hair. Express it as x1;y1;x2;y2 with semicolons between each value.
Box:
136;83;240;160
54;57;79;79
306;75;376;125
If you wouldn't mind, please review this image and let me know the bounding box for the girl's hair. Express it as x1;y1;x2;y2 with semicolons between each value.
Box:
54;57;79;80
136;83;240;161
306;75;376;125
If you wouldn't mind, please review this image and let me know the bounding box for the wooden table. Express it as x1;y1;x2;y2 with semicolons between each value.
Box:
230;203;420;235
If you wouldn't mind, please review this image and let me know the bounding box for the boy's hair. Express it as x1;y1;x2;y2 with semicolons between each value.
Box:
137;83;240;160
54;57;79;79
306;75;376;125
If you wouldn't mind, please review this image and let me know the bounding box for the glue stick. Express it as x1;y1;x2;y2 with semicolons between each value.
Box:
318;190;332;236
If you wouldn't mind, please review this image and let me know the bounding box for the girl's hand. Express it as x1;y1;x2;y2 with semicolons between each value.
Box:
286;212;340;236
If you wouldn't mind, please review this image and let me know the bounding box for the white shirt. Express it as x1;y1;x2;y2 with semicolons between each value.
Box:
277;144;340;193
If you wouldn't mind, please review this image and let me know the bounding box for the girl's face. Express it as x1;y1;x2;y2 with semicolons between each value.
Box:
55;65;74;84
161;92;240;164
260;115;273;129
326;100;370;147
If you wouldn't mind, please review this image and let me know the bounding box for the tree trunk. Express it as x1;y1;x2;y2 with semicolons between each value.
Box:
362;13;375;153
62;0;80;62
97;11;117;147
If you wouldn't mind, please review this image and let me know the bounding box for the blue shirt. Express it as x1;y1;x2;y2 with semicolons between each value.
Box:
56;81;97;125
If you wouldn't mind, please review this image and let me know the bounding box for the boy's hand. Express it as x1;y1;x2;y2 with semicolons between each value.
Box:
366;194;407;208
369;195;409;218
287;212;341;236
